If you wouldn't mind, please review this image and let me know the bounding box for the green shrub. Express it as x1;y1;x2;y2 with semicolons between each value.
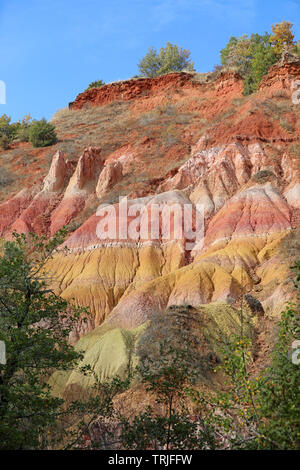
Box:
16;114;32;142
0;114;13;149
120;308;207;450
0;134;10;150
138;42;194;78
0;114;12;138
86;79;105;90
253;169;275;182
29;118;57;147
0;114;36;147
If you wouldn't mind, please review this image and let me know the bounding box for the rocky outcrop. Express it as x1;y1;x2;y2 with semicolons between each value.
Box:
69;71;243;110
0;185;41;236
69;73;195;110
96;160;123;198
1;58;300;346
201;183;292;250
50;302;254;397
50;147;103;234
0;151;72;236
284;182;300;209
160;141;290;218
41;172;298;334
42;150;72;193
259;53;300;94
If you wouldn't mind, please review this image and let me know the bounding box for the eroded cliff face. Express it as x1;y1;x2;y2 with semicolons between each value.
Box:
1;59;300;386
69;70;243;110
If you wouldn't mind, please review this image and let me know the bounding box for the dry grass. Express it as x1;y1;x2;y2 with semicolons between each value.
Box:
50;107;72;122
280;227;300;262
279;117;295;134
270;89;290;99
53;101;134;160
288;142;300;157
253;169;276;183
260;98;291;117
0;168;15;189
50;96;196;202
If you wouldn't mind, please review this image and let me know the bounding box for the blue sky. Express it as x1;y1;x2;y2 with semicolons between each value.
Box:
0;0;299;122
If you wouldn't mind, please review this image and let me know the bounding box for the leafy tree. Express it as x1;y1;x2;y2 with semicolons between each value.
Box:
253;262;300;449
0;114;12;138
294;40;300;57
0;134;10;150
192;263;300;450
220;33;277;94
138;47;160;78
120;309;215;450
63;373;131;450
220;35;252;76
270;21;295;56
138;42;194;78
243;33;278;94
0;114;34;148
16;114;32;142
0;230;86;449
86;79;105;90
0;114;14;148
29;118;57;147
121;407;199;451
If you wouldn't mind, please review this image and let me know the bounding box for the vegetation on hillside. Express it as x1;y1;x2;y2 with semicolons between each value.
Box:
0;230;84;448
138;42;194;78
0;114;57;149
28;118;57;147
220;21;298;94
270;20;296;56
0;231;299;449
2;19;299;151
120;309;205;450
220;33;278;94
86;79;105;90
192;270;300;450
0;19;299;449
0;230;129;450
86;21;298;92
0;114;30;149
119;268;300;450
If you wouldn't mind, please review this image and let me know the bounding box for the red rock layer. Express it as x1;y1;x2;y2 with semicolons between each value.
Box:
69;71;243;110
259;53;300;94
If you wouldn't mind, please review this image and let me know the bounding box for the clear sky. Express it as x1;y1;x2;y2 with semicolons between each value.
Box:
0;0;299;122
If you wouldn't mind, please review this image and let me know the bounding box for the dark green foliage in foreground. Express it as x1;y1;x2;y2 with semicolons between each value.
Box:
0;229;83;449
253;262;300;449
0;230;130;450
